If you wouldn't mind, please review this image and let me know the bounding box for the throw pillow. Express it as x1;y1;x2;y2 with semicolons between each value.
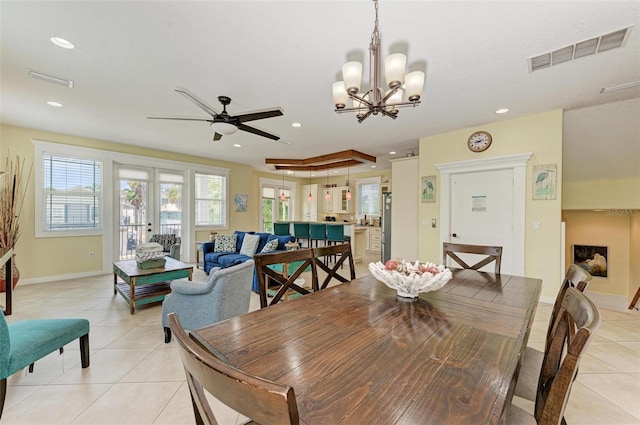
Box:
239;234;260;256
261;238;279;253
214;234;237;253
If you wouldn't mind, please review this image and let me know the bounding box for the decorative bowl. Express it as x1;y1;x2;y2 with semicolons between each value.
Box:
368;260;453;299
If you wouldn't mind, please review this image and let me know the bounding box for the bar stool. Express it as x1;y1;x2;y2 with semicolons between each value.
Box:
274;222;291;236
309;223;327;248
326;224;351;264
293;223;310;248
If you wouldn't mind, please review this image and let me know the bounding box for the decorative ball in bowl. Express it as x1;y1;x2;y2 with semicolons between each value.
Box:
368;259;453;299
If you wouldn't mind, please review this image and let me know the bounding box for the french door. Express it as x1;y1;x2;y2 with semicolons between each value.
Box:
116;165;184;259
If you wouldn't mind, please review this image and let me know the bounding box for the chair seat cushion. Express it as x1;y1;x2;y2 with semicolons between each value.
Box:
505;404;536;425
514;346;544;401
217;254;251;267
6;318;89;376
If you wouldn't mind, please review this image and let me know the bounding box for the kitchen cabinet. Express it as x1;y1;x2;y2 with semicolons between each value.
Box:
367;227;381;254
322;186;351;213
301;184;319;221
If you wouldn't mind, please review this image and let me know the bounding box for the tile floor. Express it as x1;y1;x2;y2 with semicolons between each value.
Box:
2;255;639;425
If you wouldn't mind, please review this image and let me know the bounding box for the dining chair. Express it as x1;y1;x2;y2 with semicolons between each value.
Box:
274;222;291;236
293;223;310;248
314;243;355;289
442;242;503;274
308;223;327;248
254;248;319;308
514;264;592;400
506;287;600;425
167;313;300;425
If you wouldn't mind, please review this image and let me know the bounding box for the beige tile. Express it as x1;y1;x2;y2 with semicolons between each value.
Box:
1;384;111;425
0;384;43;412
577;374;640;420
153;382;196;425
565;381;640;424
120;344;185;382
587;341;640;373
104;325;164;349
52;348;153;384
70;382;182;425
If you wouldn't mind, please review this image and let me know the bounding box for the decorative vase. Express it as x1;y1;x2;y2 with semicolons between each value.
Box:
0;255;19;293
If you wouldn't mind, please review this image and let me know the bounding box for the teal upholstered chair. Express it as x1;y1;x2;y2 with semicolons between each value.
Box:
273;222;291;236
293;223;310;248
0;311;90;418
309;223;327;248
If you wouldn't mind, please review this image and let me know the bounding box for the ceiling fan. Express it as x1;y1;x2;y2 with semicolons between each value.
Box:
148;87;283;141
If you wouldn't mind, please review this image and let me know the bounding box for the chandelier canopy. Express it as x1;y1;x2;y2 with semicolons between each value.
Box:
332;0;425;123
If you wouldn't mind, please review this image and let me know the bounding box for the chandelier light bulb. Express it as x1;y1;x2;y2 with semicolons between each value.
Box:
325;191;331;201
384;53;407;89
346;190;352;201
405;71;425;102
332;81;348;109
280;192;286;201
308;193;313;202
342;61;363;95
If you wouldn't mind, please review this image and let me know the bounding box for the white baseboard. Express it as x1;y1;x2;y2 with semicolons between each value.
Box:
17;269;110;286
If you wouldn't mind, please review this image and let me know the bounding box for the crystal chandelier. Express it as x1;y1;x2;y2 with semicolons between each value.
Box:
332;0;425;123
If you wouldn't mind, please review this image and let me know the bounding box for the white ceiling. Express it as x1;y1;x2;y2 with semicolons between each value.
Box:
1;1;639;181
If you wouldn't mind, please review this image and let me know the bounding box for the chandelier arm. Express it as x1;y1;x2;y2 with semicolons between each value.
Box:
348;92;374;107
377;108;399;120
380;86;400;104
357;109;375;123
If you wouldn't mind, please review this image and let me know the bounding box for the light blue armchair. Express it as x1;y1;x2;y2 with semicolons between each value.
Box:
161;260;255;343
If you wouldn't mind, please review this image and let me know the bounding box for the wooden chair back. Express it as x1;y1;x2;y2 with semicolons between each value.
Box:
168;313;300;425
545;264;592;346
254;248;318;308
442;242;503;274
534;287;600;425
314;243;355;289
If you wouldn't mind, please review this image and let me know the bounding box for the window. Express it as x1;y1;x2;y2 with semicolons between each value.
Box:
356;177;380;217
261;186;291;233
195;172;227;227
42;154;102;231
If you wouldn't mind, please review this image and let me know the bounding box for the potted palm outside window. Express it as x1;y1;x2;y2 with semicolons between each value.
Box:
0;155;32;292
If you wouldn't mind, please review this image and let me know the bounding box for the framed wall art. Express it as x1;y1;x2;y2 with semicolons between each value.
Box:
421;175;436;203
234;193;248;212
532;164;557;200
573;244;608;278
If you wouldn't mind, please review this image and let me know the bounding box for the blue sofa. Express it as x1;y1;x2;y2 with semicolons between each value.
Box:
202;231;295;292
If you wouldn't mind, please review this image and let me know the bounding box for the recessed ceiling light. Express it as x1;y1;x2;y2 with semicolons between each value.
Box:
50;37;74;49
46;101;63;107
371;165;377;168
333;170;339;174
286;170;294;176
311;173;315;177
389;151;396;155
233;144;241;148
292;122;302;128
496;108;509;114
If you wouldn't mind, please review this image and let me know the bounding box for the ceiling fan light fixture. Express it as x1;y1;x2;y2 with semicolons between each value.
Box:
210;122;238;135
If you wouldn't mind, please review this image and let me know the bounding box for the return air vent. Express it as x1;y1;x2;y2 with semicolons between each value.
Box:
29;70;74;88
529;26;632;72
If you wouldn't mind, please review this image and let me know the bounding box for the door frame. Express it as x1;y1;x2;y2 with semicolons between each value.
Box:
435;152;532;276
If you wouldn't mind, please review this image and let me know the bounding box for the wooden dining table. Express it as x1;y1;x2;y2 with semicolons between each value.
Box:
191;269;542;425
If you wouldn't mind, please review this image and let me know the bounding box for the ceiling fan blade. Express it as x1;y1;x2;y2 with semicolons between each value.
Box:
147;115;212;122
235;108;284;123
237;123;280;141
175;87;219;117
213;132;223;141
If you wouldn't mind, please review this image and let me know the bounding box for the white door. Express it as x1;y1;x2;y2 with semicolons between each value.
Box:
449;169;514;274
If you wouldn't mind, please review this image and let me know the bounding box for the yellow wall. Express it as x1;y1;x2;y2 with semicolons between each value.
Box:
629;214;640;301
563;177;640;209
563;210;634;298
418;110;564;299
1;123;255;280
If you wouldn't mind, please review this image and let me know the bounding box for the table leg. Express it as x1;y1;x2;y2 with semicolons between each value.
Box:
129;277;136;315
113;272;117;295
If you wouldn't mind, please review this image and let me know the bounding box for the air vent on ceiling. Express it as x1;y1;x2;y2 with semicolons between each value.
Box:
528;26;632;72
29;70;74;88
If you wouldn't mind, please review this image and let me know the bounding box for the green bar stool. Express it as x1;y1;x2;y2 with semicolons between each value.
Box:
274;222;291;236
326;224;351;265
309;223;327;248
293;223;310;248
